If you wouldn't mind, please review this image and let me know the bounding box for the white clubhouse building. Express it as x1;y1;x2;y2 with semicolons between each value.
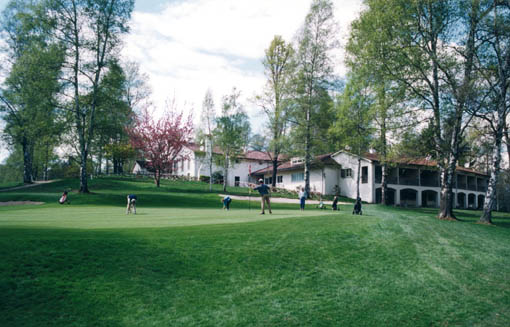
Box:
251;151;489;209
134;145;489;209
133;143;274;187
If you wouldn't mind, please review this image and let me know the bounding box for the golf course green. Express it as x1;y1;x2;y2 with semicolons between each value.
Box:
0;177;508;326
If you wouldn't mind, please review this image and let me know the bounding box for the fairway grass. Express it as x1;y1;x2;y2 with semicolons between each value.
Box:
0;178;509;326
0;206;338;229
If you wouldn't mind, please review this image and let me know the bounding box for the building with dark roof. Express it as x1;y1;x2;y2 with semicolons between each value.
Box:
251;150;489;208
133;143;275;187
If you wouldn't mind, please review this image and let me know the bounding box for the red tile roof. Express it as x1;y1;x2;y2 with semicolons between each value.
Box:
186;143;280;162
251;153;336;175
362;152;487;176
253;151;488;177
241;151;273;161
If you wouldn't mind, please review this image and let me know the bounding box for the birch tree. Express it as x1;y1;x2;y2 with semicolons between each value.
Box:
346;10;407;205
350;0;491;220
291;0;338;197
213;88;250;192
255;35;294;187
0;0;63;184
330;74;373;199
46;0;134;192
198;89;216;191
477;0;510;224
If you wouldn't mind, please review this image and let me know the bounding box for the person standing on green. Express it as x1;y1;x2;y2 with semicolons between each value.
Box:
253;179;272;214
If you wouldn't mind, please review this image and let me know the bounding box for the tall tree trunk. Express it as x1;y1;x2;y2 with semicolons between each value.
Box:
356;157;361;199
480;134;502;224
223;154;228;192
43;141;49;181
208;139;213;192
22;137;33;184
154;169;160;187
79;144;89;193
381;164;388;205
304;107;311;198
271;158;278;187
209;158;213;191
380;117;388;205
504;123;510;168
480;85;507;223
97;146;103;175
438;163;457;220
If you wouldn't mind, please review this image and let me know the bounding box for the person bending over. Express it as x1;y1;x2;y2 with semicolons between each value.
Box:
126;194;137;214
352;197;362;215
222;195;232;210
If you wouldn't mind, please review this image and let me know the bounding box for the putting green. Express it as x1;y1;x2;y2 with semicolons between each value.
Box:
0;205;339;229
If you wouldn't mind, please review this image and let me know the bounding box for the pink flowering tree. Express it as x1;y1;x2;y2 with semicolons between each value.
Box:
128;107;193;187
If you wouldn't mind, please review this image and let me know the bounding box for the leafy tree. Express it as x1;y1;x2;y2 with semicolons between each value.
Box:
0;146;23;184
475;1;510;224
351;0;492;220
104;142;135;173
346;12;410;205
255;35;294;187
196;89;216;191
213;88;250;192
0;0;63;184
249;134;269;152
45;0;135;192
290;0;338;196
128;107;193;187
122;60;152;114
92;60;134;174
330;74;373;199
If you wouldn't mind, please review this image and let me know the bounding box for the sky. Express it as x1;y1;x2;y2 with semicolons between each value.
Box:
0;0;364;163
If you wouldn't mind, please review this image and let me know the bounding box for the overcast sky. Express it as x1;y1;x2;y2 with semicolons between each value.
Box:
0;0;364;163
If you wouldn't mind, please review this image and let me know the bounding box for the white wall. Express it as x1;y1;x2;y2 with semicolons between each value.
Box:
265;166;339;195
331;152;374;202
172;147;272;187
227;160;270;186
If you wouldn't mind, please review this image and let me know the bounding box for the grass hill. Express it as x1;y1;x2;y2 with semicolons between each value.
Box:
0;177;508;326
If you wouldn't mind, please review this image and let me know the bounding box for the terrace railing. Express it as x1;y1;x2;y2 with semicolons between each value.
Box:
421;179;439;187
399;178;419;186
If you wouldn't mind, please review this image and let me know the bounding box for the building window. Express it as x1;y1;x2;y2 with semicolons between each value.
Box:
277;176;283;183
291;172;304;182
362;166;368;184
264;177;273;185
341;169;352;178
235;176;240;187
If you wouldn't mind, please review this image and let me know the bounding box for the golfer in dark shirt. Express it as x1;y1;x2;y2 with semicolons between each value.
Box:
127;194;137;214
254;179;272;214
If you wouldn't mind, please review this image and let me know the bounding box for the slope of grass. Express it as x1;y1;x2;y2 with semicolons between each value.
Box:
0;178;509;326
0;176;353;205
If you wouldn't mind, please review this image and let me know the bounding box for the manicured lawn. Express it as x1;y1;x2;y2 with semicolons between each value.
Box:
0;178;509;326
0;181;24;190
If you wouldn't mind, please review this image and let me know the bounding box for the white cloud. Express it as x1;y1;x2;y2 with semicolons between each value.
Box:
122;0;363;130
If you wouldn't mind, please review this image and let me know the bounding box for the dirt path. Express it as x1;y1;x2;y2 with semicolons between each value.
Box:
0;180;58;192
219;194;350;205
